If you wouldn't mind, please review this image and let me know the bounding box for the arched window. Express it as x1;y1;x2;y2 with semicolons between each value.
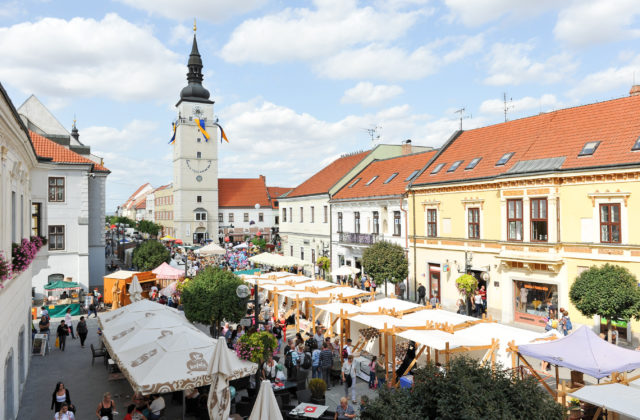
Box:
18;327;25;384
5;348;15;420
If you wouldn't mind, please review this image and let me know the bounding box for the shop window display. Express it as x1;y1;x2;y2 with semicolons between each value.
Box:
514;280;558;326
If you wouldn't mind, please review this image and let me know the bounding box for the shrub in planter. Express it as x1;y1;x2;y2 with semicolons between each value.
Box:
308;378;327;403
11;238;40;273
0;251;11;288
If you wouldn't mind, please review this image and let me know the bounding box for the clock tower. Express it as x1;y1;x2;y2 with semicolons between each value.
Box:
173;31;218;245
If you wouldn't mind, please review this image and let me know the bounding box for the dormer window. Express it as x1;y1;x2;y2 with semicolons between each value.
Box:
633;136;640;151
348;178;361;188
365;176;378;186
384;173;398;184
431;163;446;174
496;153;514;166
579;141;600;156
447;160;463;172
466;157;482;170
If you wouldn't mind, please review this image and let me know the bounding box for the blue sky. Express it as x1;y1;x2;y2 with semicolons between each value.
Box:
2;0;640;211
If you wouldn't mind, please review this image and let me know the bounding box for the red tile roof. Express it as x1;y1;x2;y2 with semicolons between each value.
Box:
267;187;293;208
134;197;146;209
123;183;152;209
412;95;640;186
333;151;437;200
287;151;371;198
29;130;110;172
219;176;271;208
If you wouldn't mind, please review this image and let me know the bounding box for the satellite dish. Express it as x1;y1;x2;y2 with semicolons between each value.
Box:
236;284;250;299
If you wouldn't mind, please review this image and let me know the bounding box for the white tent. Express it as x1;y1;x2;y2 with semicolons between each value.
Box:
233;243;249;250
104;312;189;353
290;280;337;290
249;380;283;420
195;242;226;255
315;302;362;315
317;287;369;299
396;329;456;352
349;314;425;331
356;298;422;313
402;309;477;326
569;383;640;420
331;265;360;276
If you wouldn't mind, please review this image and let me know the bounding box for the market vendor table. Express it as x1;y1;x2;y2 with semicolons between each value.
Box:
44;303;82;318
290;403;329;419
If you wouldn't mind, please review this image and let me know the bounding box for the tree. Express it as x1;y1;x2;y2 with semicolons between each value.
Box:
363;241;408;294
137;220;163;237
182;267;247;336
456;274;479;315
132;240;170;271
569;263;640;342
317;256;330;279
251;237;267;251
361;357;563;420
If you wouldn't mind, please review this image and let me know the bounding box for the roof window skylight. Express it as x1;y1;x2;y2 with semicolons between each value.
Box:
447;160;463;172
579;141;600;156
405;170;419;182
496;152;514;166
384;173;399;184
633;136;640;151
431;163;446;174
348;178;361;188
365;176;378;186
466;157;482;170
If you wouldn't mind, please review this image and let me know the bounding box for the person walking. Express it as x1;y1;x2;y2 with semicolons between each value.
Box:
39;315;50;343
397;280;406;300
417;283;426;305
56;320;69;351
559;308;573;336
64;308;76;339
51;382;73;413
320;342;333;389
55;402;75;420
474;291;483;318
341;355;357;403
311;345;321;379
88;296;98;318
76;316;88;347
96;392;117;420
375;354;387;389
368;356;377;389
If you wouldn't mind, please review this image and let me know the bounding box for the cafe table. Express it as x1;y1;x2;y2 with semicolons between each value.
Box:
290;402;329;419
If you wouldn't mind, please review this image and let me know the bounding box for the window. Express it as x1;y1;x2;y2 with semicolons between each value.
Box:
31;203;42;237
507;199;523;241
530;198;548;242
196;212;207;221
354;212;360;234
218;213;223;222
468;208;480;239
466;157;482;170
196;151;201;159
299;207;304;223
11;192;16;242
600;203;621;243
394;211;401;236
405;170;419;181
300;247;304;261
384;173;398;184
282;208;287;222
48;225;65;250
431;163;446;174
426;209;437;237
323;206;328;223
197;195;202;203
373;211;379;234
496;152;514;166
311;249;316;264
447;160;463;172
337;212;343;233
197;138;201;143
228;213;234;222
289;208;292;222
633;136;640;151
290;246;293;256
310;206;314;223
348;178;361;188
244;213;249;222
365;176;378;186
48;177;65;202
259;213;264;222
579;141;600;156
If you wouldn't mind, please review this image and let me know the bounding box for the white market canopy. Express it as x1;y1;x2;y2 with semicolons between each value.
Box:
194;242;226;256
356;298;422;313
569;384;640;420
349;314;425;330
290;280;337;290
314;302;362;315
396;329;456;351
402;309;478;326
317;287;370;299
259;284;296;292
249;253;313;267
331;265;360;276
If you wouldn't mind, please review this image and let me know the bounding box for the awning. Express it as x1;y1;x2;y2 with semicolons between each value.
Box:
569;383;640;419
44;280;82;291
396;329;456;351
356;297;422;313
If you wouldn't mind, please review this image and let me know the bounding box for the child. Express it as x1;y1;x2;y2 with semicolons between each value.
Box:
368;356;377;389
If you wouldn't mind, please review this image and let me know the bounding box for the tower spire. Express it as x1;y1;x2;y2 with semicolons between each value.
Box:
71;115;79;141
178;21;212;105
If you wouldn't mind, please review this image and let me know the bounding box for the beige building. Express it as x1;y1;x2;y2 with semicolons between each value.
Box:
154;184;174;237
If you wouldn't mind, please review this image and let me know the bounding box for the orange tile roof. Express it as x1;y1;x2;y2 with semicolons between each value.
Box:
287;151;371;198
267;187;293;208
122;183;152;208
412;94;640;186
29;130;110;172
333;151;437;200
134;197;146;209
219;177;271;208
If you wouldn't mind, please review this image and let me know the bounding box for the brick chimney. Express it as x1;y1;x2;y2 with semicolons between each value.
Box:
402;139;412;155
630;85;640;96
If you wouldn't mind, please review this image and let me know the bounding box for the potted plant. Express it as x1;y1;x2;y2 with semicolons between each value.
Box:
308;378;327;405
567;398;581;419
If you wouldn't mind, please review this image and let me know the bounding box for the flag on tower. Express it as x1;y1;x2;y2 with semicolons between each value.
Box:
194;118;210;141
215;123;229;143
168;122;176;144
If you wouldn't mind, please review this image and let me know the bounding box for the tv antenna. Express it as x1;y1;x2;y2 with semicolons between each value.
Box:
454;107;472;130
503;92;514;122
363;125;381;143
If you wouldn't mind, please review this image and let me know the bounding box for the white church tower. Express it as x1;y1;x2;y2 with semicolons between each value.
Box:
173;28;218;245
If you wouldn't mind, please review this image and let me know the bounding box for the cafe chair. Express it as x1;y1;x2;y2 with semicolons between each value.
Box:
296;389;312;404
91;343;107;365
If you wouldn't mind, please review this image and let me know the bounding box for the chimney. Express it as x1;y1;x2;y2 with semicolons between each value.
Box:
630;85;640;96
402;139;412;155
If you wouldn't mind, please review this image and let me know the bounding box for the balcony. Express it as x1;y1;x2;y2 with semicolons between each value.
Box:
338;232;379;245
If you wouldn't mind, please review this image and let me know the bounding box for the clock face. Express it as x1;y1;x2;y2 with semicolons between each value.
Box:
186;159;212;174
196;175;203;182
192;105;202;116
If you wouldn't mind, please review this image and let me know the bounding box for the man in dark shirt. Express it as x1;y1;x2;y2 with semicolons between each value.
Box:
417;284;426;305
319;342;334;389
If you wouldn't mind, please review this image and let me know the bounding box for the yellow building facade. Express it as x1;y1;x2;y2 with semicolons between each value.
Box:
154;184;174;237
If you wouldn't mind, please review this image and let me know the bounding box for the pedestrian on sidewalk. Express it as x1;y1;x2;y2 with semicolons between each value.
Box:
368;356;377;388
56;320;69;351
96;392;117;420
51;382;73;413
417;283;426;305
54;402;75;420
341;355;357;403
64;308;76;339
88;296;97;318
320;342;333;389
39;314;50;339
77;316;88;347
375;354;387;389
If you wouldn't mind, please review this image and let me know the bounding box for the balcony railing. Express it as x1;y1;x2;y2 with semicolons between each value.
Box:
338;232;379;245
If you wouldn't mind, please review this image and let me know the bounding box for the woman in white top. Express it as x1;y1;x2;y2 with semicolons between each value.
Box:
341;355;357;403
64;308;75;339
54;402;75;420
262;354;278;381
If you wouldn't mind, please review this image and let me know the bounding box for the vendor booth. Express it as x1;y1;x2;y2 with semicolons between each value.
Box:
103;270;157;308
43;280;83;317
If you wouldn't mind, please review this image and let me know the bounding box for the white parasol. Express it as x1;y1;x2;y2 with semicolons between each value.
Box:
128;275;143;302
233;243;249;249
195;242;226;256
249;380;283;420
331;265;360;276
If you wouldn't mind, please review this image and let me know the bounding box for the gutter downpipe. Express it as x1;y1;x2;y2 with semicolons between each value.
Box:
411;190;417;303
400;196;410;301
329;197;333;283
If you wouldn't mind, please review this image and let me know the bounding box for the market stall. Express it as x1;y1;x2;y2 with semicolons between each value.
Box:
152;262;184;288
103;270;157;308
568;383;640;420
42;280;83;317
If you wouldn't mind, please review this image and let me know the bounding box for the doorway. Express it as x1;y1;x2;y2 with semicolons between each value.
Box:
428;264;440;302
5;349;14;420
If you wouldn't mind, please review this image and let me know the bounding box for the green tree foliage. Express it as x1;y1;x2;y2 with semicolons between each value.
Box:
455;274;478;296
251;237;267;251
137;220;163;237
107;216;136;227
569;263;640;341
361;358;563;420
316;256;330;272
362;241;408;285
182;267;246;336
132;240;170;271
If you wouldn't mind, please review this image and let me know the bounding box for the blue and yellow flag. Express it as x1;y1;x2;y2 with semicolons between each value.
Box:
194;118;210;142
216;123;229;143
168;122;176;144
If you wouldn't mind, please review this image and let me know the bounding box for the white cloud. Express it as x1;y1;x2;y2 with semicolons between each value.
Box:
116;0;266;23
566;55;640;98
484;42;577;86
0;14;184;102
479;94;560;115
83;120;159;150
554;0;640;47
341;82;404;106
444;0;558;27
0;1;25;18
221;0;424;64
169;24;193;45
